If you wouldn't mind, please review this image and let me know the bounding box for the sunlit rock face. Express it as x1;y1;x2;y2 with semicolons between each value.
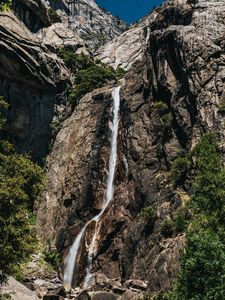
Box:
42;0;127;49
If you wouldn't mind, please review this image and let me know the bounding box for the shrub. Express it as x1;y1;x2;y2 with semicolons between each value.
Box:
0;295;12;300
0;97;9;130
58;49;92;72
175;207;189;233
161;219;175;238
0;0;11;12
69;64;117;105
141;206;156;220
170;156;191;188
152;101;169;116
58;49;126;107
43;240;60;270
48;8;62;23
152;101;173;141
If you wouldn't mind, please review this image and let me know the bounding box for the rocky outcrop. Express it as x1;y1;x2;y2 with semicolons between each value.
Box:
12;0;51;32
0;277;39;300
94;15;153;71
0;0;93;160
0;10;70;160
43;0;127;49
36;0;225;296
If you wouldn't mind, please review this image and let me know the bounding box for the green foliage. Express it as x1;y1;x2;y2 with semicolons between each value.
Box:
152;101;173;141
165;133;225;299
70;64;117;105
48;8;61;23
42;240;60;270
190;133;225;216
0;0;11;12
170;156;191;188
58;49;92;72
161;219;175;238
58;49;125;107
0;98;45;283
152;101;169;116
174;230;225;300
115;67;126;78
141;206;156;221
175;207;189;233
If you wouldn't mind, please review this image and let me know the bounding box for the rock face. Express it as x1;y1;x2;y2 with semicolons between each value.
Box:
0;10;69;160
0;0;126;161
0;0;92;160
94;16;152;71
36;0;225;295
43;0;127;49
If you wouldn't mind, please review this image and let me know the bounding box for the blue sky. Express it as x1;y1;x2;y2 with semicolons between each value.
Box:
96;0;162;23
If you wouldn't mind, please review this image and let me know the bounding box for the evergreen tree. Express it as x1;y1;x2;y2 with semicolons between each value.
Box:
0;97;44;283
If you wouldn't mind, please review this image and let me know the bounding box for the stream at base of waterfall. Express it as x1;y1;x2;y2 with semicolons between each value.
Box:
63;86;121;289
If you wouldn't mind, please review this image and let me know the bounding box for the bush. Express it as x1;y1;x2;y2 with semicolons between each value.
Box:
175;207;189;233
48;8;61;23
58;49;125;107
0;97;9;130
161;219;175;238
152;101;169;116
0;0;11;12
152;101;173;141
43;240;60;270
170;156;191;188
141;206;156;220
0;295;12;300
69;64;117;105
58;49;92;72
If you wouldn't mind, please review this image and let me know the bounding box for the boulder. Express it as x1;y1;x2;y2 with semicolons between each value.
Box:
112;286;126;294
91;291;118;300
77;290;91;300
124;279;147;291
120;290;140;300
0;277;39;300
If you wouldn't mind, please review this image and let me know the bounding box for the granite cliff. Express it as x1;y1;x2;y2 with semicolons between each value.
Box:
37;0;225;297
0;0;225;299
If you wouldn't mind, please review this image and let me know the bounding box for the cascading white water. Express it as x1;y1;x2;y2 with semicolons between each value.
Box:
84;86;121;287
63;86;121;288
63;224;88;287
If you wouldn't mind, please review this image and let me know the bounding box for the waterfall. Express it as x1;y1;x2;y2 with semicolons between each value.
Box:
63;86;121;288
84;85;121;287
63;225;88;287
